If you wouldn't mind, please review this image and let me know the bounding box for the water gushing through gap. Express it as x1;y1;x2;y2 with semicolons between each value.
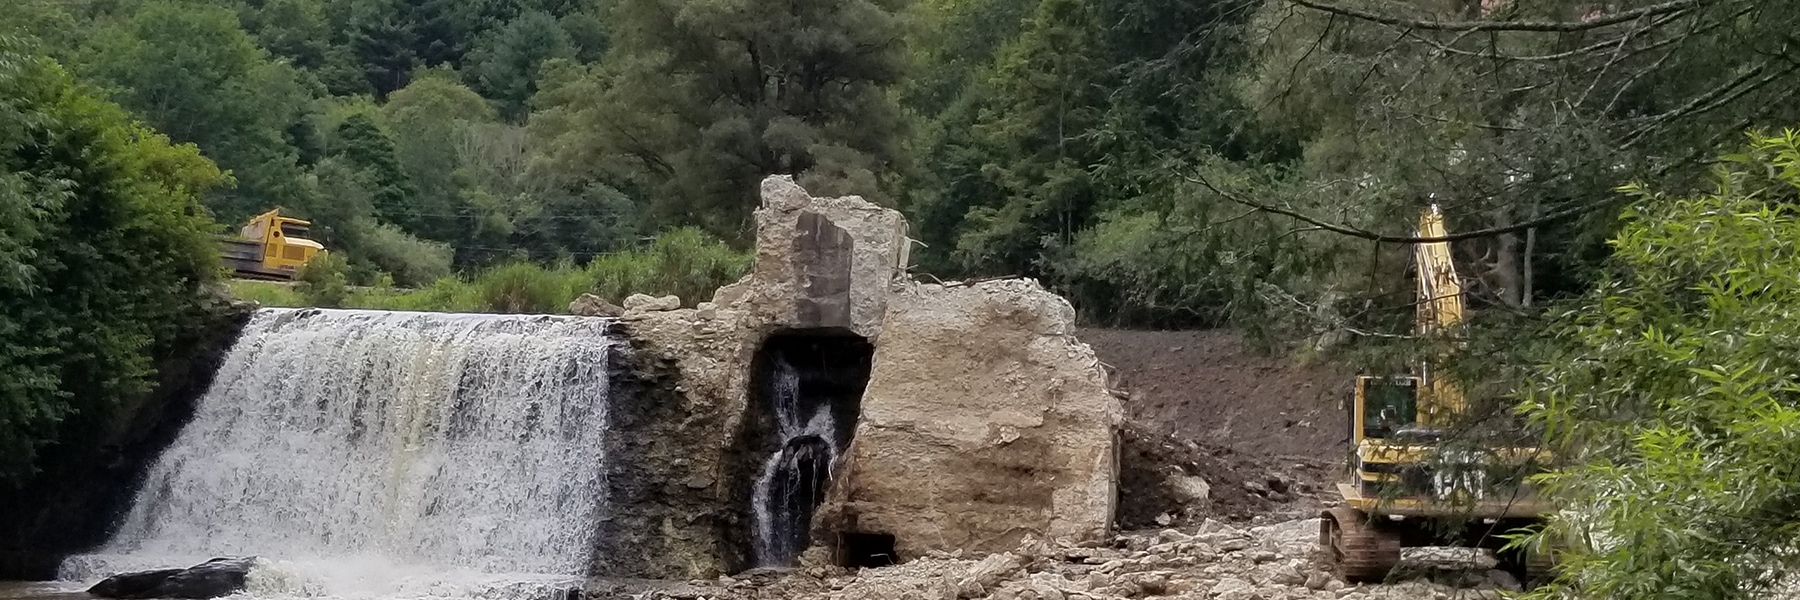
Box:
747;334;873;569
60;308;620;599
750;354;839;567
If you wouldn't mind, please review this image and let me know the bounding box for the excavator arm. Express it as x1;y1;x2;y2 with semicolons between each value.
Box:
1413;205;1466;426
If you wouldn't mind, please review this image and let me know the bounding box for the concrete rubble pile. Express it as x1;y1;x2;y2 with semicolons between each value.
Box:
599;517;1520;600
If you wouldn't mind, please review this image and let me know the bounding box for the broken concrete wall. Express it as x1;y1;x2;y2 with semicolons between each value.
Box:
815;279;1122;562
591;175;1118;578
713;176;911;338
592;307;757;579
591;175;911;578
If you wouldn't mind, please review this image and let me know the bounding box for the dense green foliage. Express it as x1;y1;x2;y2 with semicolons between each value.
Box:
904;0;1299;326
1520;131;1800;599
9;0;1787;330
6;0;646;277
529;0;912;239
0;39;225;484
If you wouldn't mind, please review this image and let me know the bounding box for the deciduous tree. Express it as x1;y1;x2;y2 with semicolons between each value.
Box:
0;41;226;483
1523;128;1800;599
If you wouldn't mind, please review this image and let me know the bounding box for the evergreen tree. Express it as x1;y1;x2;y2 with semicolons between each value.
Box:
532;0;913;239
331;113;416;220
466;10;574;120
949;0;1108;276
350;12;419;98
243;0;331;69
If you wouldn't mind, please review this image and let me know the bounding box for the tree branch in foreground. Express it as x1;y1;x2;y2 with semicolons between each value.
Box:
1178;171;1623;243
1284;0;1703;32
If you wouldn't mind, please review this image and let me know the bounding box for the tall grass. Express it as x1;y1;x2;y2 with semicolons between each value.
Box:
587;227;750;307
474;261;591;314
226;280;304;306
225;228;750;314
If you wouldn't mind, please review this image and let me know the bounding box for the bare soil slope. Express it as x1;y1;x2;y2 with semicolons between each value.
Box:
1078;328;1351;527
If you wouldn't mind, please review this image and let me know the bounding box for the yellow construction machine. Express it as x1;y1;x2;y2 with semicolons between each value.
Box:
1319;205;1554;583
217;209;325;280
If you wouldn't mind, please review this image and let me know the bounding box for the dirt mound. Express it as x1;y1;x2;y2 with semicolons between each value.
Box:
1080;328;1350;528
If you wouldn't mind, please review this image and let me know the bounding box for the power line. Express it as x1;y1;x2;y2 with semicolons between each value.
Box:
441;244;629;258
373;211;628;221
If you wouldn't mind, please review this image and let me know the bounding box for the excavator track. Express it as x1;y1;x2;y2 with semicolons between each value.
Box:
1522;545;1557;588
1319;507;1401;583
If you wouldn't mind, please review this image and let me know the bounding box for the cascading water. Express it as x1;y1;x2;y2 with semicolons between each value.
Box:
743;333;873;569
59;308;619;599
750;355;840;567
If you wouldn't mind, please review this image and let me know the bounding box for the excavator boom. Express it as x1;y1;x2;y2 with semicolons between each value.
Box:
1413;205;1465;424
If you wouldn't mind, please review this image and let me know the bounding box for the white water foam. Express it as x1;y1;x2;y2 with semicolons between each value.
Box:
59;308;617;599
750;356;840;567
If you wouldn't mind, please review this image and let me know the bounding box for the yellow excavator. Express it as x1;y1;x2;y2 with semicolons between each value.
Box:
1319;205;1554;583
217;209;324;280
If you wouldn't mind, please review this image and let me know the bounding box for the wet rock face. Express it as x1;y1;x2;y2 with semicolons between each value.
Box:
588;326;740;579
88;557;255;599
792;212;855;328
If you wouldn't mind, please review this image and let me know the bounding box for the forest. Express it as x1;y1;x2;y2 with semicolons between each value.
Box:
6;0;1796;326
3;0;1800;596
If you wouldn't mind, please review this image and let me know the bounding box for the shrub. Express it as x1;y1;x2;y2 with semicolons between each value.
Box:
296;252;350;307
587;227;750;306
351;219;453;287
1523;129;1800;599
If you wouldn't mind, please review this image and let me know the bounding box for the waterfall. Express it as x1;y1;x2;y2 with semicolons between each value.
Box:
60;308;618;597
750;354;842;568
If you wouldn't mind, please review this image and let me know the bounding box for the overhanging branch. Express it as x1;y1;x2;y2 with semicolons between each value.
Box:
1178;171;1623;243
1285;0;1704;32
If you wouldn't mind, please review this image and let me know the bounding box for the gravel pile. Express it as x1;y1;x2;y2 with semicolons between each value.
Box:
597;518;1523;600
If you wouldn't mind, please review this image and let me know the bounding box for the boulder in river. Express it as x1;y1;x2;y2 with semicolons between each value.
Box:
88;557;255;599
85;568;184;598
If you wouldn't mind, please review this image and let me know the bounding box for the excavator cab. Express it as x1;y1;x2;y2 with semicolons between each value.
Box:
1355;376;1418;441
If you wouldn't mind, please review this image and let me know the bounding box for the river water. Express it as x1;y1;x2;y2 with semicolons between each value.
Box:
0;581;86;600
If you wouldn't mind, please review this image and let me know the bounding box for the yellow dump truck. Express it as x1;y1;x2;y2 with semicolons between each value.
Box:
218;209;324;280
